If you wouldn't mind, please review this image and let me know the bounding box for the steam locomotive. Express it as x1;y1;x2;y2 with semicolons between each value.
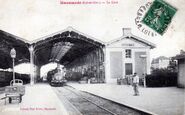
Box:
49;69;67;87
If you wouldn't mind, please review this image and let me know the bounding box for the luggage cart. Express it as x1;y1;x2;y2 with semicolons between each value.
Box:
4;79;25;104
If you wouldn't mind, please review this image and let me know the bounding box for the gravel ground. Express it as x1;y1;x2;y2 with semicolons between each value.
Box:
57;87;113;115
68;87;142;115
57;86;150;115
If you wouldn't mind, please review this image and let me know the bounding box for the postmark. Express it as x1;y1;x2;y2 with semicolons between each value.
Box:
135;2;157;37
142;0;177;35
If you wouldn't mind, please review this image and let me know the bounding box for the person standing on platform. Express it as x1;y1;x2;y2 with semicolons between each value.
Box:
133;73;139;96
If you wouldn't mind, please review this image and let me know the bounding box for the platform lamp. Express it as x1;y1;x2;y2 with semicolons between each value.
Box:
140;55;147;87
10;48;16;84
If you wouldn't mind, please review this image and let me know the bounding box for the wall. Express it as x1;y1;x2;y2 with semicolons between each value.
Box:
110;52;123;78
178;59;185;87
135;52;146;78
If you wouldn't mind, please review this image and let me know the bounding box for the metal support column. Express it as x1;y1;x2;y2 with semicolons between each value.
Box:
29;46;34;85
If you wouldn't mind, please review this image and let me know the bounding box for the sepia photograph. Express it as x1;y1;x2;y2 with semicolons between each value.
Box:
0;0;184;115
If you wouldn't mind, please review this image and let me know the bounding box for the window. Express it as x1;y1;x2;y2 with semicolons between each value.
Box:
125;49;131;58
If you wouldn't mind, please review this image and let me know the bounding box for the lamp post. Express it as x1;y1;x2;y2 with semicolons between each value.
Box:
140;55;147;87
10;48;16;84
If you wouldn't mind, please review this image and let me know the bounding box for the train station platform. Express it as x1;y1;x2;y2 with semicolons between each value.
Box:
67;82;185;115
0;84;68;115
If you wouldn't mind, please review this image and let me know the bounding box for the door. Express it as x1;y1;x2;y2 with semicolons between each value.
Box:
125;63;133;75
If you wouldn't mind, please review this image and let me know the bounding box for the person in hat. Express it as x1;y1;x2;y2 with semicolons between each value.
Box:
133;73;139;96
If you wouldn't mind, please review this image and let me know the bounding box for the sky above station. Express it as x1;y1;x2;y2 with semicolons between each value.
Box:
0;0;185;60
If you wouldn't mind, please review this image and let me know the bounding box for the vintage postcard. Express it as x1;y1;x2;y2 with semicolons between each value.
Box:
0;0;184;115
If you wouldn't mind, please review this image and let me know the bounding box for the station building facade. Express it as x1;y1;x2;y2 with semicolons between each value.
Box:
104;28;155;83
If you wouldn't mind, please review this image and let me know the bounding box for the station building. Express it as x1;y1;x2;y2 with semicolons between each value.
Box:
104;28;155;83
0;27;155;84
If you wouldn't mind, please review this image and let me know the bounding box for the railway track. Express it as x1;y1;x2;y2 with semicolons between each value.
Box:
54;86;151;115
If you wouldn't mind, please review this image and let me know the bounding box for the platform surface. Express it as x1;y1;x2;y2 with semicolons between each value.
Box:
68;82;185;115
0;84;68;115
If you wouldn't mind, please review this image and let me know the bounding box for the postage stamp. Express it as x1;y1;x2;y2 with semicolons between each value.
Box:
142;0;177;35
135;2;157;37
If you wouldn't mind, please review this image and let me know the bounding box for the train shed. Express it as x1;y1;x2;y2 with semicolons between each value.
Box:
0;27;155;84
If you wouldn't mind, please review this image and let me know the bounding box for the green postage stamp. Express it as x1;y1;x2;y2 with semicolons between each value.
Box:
142;0;177;35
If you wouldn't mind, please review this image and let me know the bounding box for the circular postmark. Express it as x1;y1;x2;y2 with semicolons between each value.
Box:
135;2;157;37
